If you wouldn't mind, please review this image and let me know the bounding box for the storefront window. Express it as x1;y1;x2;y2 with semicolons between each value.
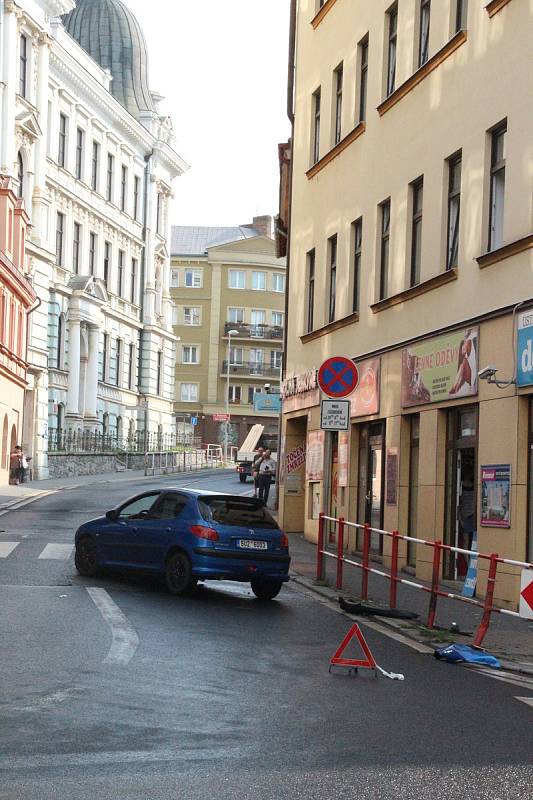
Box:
407;416;420;567
444;407;478;580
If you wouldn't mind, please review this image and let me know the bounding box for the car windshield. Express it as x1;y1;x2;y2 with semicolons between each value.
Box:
198;496;279;529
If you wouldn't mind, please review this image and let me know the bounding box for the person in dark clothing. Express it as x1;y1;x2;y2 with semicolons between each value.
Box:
252;448;265;497
257;449;276;506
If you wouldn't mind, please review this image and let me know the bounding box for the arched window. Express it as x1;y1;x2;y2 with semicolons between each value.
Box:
17;152;24;200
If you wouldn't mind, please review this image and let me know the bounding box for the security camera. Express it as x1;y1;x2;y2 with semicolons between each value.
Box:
478;365;498;381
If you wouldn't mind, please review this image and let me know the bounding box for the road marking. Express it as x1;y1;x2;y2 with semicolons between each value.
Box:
515;696;533;708
12;688;83;713
472;666;533;690
38;543;74;560
86;587;139;665
0;542;19;558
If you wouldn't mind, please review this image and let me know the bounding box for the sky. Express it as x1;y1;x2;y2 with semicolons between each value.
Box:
127;0;291;228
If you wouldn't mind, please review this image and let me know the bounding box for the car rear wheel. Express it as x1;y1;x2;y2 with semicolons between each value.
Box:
250;578;283;601
239;474;247;483
75;537;99;577
165;552;197;596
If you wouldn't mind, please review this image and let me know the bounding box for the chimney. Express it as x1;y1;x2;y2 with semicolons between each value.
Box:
252;215;273;239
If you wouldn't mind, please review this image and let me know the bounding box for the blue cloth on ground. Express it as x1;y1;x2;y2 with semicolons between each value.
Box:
434;643;501;669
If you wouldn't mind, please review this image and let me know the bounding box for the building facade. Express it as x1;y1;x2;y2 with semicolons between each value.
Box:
280;0;533;608
171;217;286;449
0;175;36;484
0;0;187;479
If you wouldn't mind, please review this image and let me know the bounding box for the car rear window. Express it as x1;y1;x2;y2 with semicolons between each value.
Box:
198;497;279;529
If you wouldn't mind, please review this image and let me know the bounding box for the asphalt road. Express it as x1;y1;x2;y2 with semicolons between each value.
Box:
0;470;532;799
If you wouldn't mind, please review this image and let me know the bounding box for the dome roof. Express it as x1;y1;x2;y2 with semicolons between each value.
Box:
63;0;156;119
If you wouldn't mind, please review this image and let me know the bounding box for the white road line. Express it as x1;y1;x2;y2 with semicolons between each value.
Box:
38;543;74;560
472;666;533;690
0;542;19;558
516;697;533;708
86;587;139;666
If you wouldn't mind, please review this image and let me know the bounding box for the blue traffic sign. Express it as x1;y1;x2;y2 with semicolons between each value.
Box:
191;417;198;427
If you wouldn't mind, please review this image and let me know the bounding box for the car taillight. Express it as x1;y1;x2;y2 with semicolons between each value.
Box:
280;533;289;548
190;525;219;542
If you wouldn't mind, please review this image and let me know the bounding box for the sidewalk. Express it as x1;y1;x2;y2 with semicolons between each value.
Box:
287;531;533;676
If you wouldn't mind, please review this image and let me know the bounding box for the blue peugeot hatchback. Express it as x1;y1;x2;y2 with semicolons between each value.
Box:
74;489;291;600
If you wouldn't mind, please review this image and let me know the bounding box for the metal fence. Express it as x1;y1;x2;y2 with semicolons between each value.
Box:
47;428;202;454
144;448;223;476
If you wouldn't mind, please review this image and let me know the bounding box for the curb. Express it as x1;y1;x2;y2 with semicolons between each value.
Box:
290;571;533;679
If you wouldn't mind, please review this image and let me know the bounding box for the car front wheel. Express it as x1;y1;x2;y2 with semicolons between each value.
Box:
75;537;99;577
165;551;197;596
250;578;283;601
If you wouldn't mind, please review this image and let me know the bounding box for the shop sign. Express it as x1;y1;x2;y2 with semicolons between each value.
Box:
402;328;479;408
320;400;350;431
286;445;306;474
213;413;230;422
386;448;398;506
254;393;282;413
338;432;349;488
517;309;533;387
481;464;511;528
306;430;325;482
281;368;318;399
351;358;381;418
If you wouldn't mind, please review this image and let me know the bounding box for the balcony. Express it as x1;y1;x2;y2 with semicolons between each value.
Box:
224;322;283;341
222;361;281;379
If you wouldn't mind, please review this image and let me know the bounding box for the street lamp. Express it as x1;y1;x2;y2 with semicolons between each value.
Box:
225;329;240;464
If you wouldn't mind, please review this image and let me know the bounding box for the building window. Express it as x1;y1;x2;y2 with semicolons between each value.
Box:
230;346;244;364
252;271;267;291
131;258;138;305
229;270;246;290
101;332;109;382
156;194;162;234
73;222;81;275
228;307;244;324
358;36;369;123
156;351;163;395
185;269;202;288
103;241;111;286
307;249;315;333
181;383;198;403
56;212;65;266
271;351;283;370
184;307;200;325
133;176;141;221
91;141;100;191
121;165;128;212
446;153;462;270
58;113;68;168
272;311;284;328
312;87;321;164
410;178;424;287
386;5;398;97
455;0;467;32
488;122;506;251
328;235;337;324
272;273;285;293
248;386;258;405
128;342;135;390
75;127;84;181
19;35;28;98
17;152;24;200
419;0;431;67
250;349;264;368
182;345;199;364
106;154;114;202
229;385;241;404
170;269;179;288
333;63;343;145
115;339;122;387
56;314;64;370
89;232;97;276
352;217;363;313
117;250;125;296
379;200;391;300
251;310;266;334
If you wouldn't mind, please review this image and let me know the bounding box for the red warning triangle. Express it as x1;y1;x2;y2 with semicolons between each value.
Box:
330;623;377;670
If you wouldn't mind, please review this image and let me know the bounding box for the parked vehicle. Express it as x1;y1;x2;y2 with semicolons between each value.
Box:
236;424;278;483
74;489;290;600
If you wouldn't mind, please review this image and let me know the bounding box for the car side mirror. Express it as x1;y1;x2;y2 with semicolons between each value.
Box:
106;509;118;521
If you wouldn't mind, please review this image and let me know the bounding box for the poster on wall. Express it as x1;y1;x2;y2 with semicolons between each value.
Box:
306;430;325;482
351;358;381;418
386;448;398;506
286;444;306;475
481;464;511;528
402;328;479;408
338;432;349;488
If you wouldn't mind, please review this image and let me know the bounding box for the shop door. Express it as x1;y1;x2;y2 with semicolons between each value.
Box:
445;408;478;580
364;423;385;554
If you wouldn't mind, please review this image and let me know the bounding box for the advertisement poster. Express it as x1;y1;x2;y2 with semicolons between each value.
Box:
481;464;511;528
306;430;325;482
350;358;381;418
517;309;533;387
338;432;349;488
286;445;306;475
386;448;398;506
402;328;479;408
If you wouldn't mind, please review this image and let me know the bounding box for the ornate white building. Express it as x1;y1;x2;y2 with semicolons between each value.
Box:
0;0;187;478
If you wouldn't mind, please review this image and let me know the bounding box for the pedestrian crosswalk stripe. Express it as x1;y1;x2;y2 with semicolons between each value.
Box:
516;697;533;709
38;544;74;560
0;542;19;558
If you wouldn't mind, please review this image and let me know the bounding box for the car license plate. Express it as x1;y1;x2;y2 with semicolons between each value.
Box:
238;540;268;551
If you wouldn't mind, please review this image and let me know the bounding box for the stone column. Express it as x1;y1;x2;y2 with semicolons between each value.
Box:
84;326;100;423
66;317;81;421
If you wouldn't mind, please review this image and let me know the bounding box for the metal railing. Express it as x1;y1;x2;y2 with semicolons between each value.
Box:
317;513;533;648
144;448;223;476
222;361;281;378
224;322;284;340
48;428;202;454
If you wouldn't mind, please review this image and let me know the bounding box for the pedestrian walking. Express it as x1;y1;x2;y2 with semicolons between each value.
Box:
257;449;276;507
9;445;25;485
252;447;265;498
